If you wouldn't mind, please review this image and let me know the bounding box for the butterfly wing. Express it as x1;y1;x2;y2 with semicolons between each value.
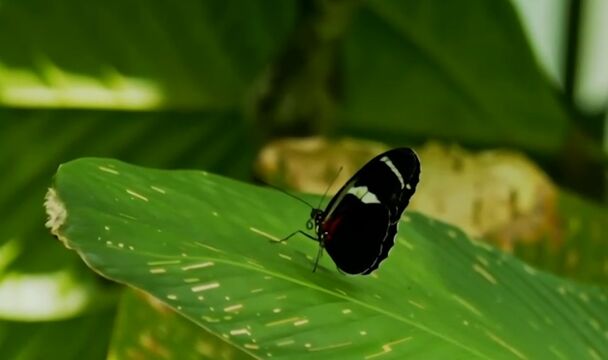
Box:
320;148;420;274
355;148;420;272
324;148;420;223
361;222;398;274
322;194;391;274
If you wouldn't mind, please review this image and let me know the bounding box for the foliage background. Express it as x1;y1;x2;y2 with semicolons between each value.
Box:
0;0;606;358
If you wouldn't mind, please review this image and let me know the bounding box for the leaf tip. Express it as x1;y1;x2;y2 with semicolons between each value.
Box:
44;187;67;237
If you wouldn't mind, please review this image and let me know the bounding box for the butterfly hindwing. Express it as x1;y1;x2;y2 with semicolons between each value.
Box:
321;194;390;274
362;222;398;275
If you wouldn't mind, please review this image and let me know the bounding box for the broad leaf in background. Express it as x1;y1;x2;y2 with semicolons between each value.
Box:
340;0;570;154
515;191;608;285
0;308;114;359
47;158;608;359
109;289;251;360
0;0;295;109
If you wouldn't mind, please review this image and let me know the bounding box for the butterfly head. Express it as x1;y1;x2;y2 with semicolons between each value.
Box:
307;208;324;230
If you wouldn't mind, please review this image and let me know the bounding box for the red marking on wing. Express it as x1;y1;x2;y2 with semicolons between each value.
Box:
322;215;343;242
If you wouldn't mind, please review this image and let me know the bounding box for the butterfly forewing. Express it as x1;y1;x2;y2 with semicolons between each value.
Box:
324;148;419;221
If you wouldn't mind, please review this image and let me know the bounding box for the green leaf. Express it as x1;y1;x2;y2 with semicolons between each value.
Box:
0;113;254;321
109;289;251;360
48;158;608;359
0;308;115;360
0;0;295;109
514;190;608;286
0;238;116;320
339;0;569;153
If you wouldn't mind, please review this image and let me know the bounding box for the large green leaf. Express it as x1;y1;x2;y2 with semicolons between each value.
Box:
339;0;570;153
47;158;608;359
0;114;254;323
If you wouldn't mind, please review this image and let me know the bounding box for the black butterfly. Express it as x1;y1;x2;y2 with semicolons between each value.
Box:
279;147;420;275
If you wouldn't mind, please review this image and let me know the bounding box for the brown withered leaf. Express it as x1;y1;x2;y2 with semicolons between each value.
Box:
254;137;559;251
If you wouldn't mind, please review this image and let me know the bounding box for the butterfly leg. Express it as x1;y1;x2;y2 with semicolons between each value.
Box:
312;243;324;272
272;230;318;244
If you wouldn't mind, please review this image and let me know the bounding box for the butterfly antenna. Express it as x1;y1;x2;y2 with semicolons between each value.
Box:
316;166;343;209
265;183;315;209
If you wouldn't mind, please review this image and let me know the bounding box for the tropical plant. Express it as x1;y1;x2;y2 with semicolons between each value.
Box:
0;0;606;358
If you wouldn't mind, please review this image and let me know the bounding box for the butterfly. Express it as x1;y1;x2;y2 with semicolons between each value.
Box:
279;147;420;275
